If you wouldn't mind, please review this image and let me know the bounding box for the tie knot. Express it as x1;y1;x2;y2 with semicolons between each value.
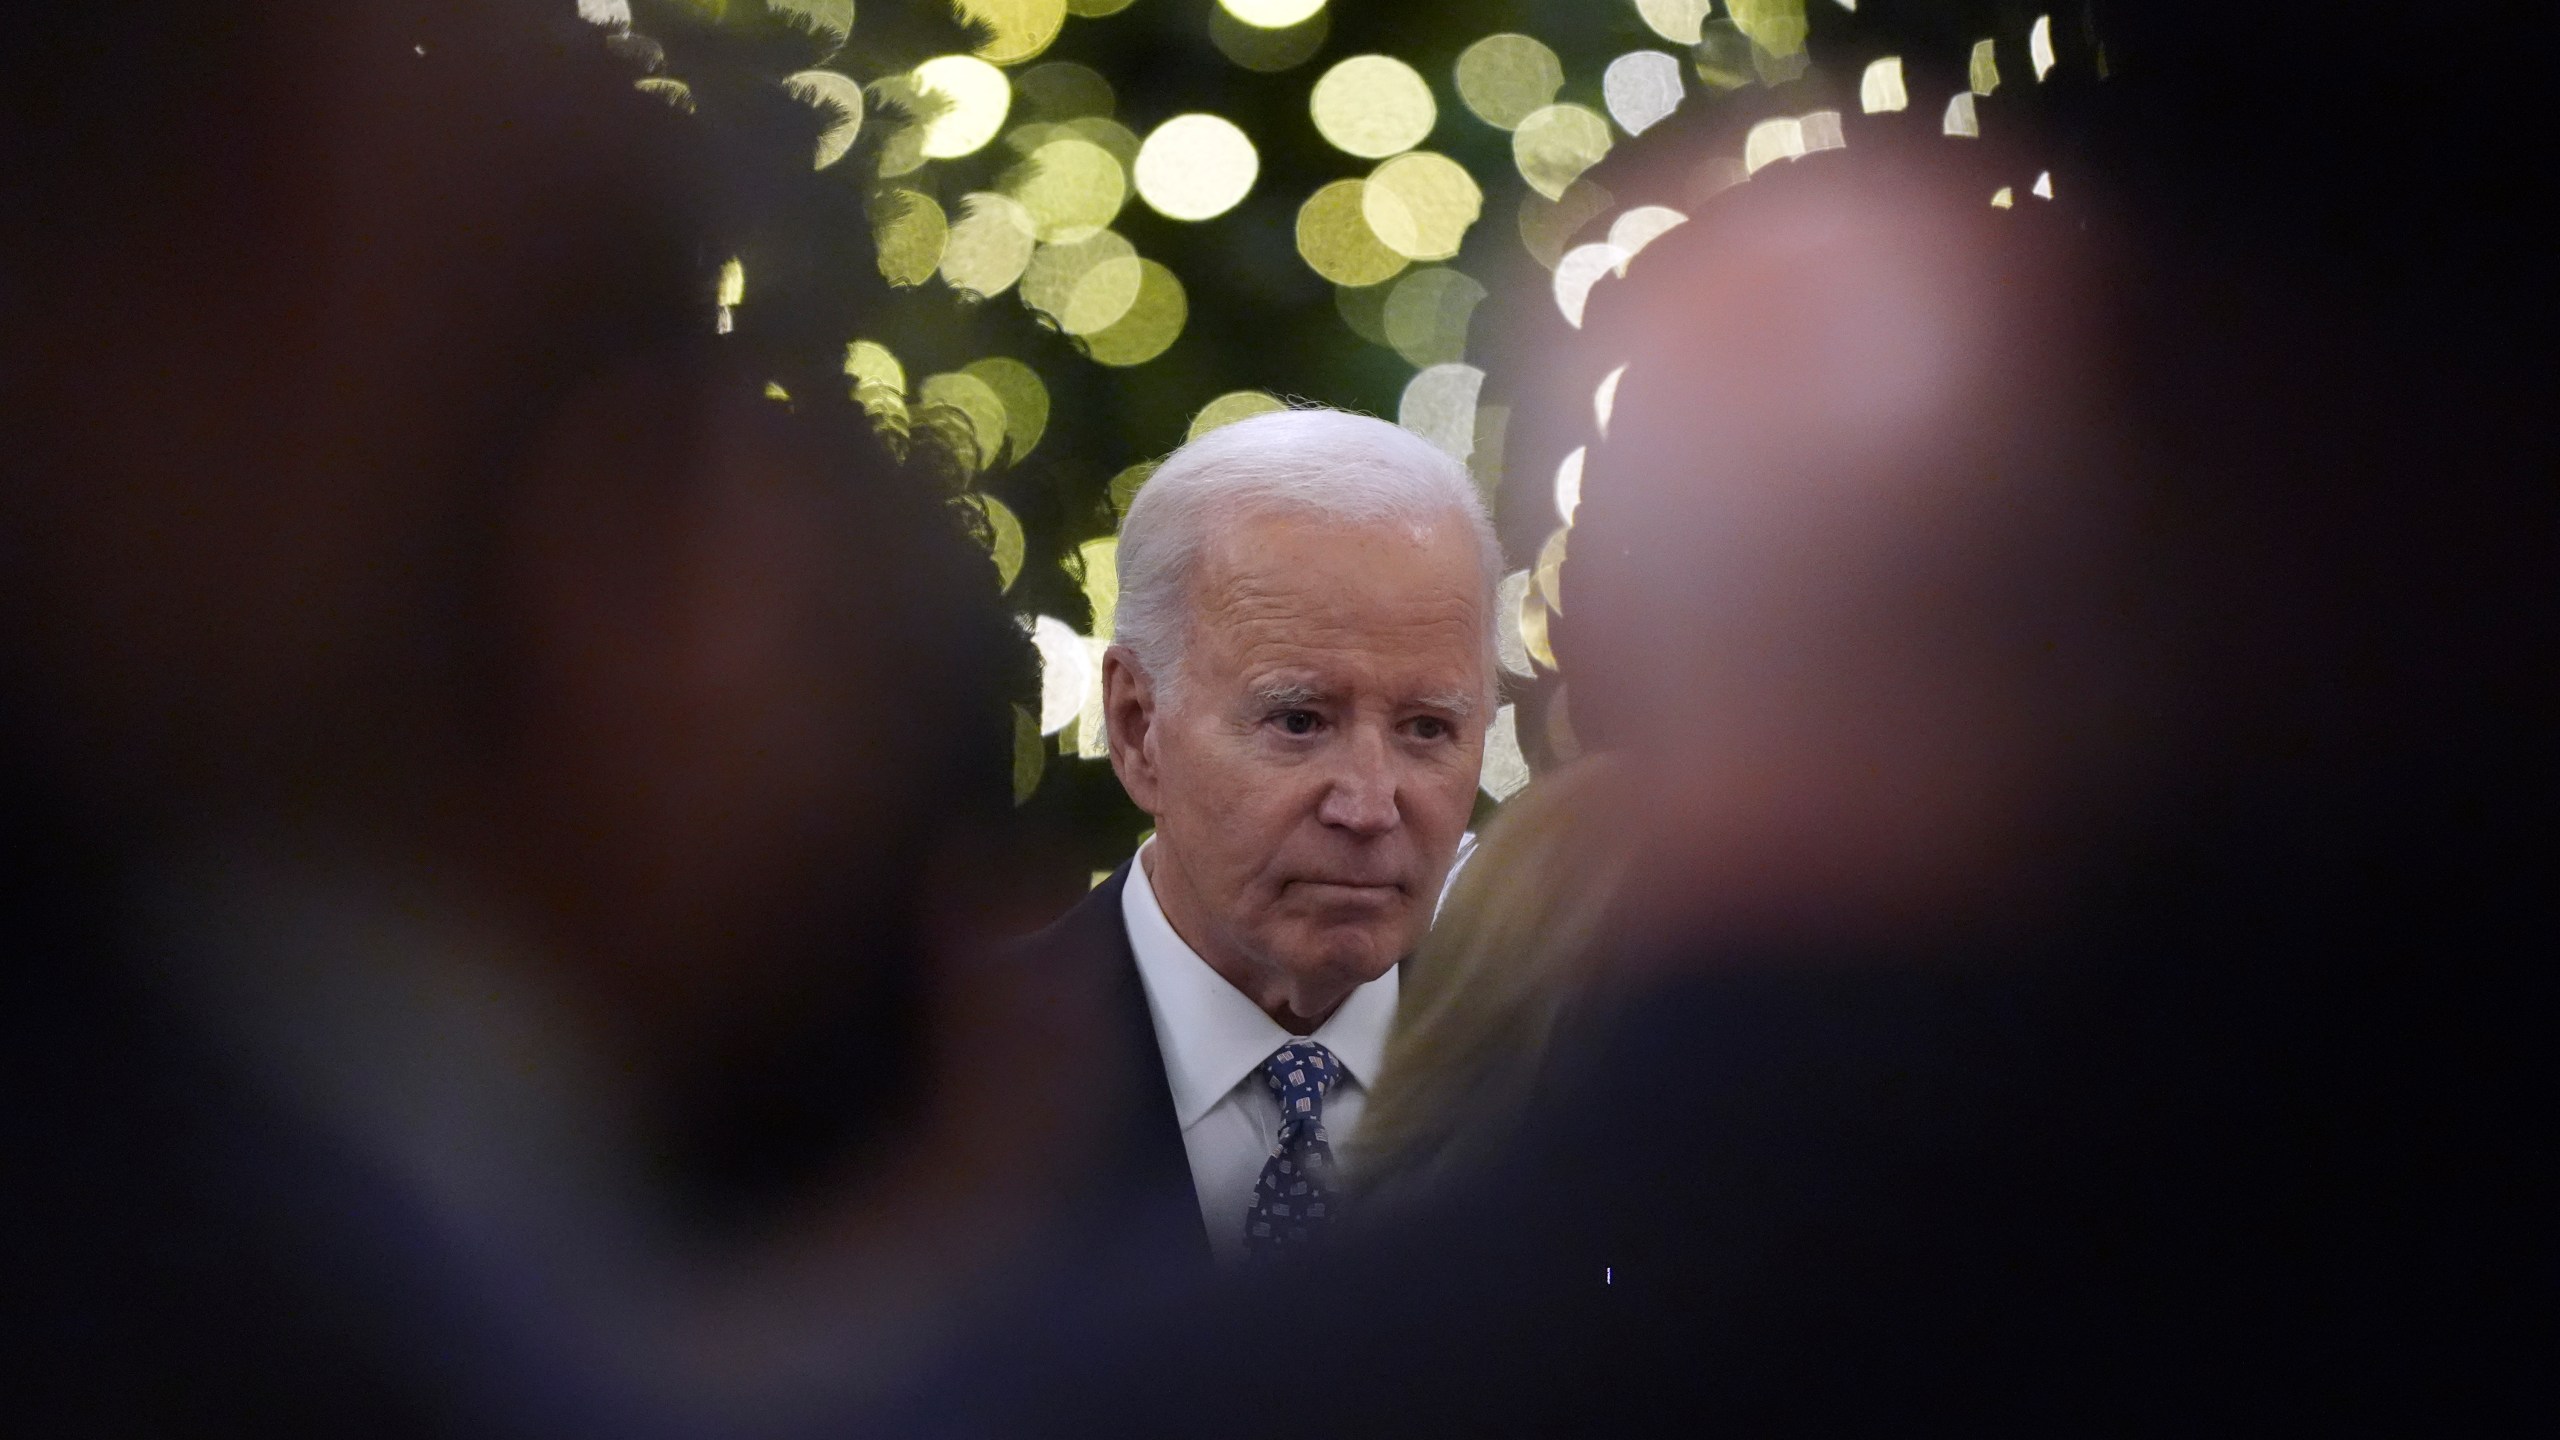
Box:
1261;1040;1341;1127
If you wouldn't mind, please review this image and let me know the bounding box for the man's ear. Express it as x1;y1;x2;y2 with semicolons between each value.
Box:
1101;645;1164;816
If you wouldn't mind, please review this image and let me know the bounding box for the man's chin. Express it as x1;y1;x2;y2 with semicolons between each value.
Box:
1271;926;1407;998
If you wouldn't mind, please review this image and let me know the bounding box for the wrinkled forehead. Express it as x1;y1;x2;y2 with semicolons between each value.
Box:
1182;509;1493;687
1194;503;1492;599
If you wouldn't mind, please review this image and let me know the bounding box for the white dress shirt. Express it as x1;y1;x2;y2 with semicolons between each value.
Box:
1121;842;1399;1264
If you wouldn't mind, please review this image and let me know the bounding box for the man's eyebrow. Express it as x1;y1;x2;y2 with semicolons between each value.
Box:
1416;689;1482;720
1249;680;1323;707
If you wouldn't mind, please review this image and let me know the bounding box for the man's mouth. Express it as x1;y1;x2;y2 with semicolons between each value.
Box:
1288;878;1405;897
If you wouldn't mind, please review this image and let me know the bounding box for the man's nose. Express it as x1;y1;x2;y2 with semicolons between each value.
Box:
1315;727;1401;836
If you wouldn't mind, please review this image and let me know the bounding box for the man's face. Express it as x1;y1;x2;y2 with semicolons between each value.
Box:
1107;509;1489;1027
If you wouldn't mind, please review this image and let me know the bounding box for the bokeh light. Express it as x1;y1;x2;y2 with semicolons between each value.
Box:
1730;0;1811;61
1970;38;2002;95
1534;525;1568;613
1311;55;1437;159
1944;91;1980;137
1029;615;1090;734
1553;445;1586;524
845;339;906;427
962;357;1051;460
1512;103;1612;200
1363;152;1482;261
957;493;1027;592
1334;281;1393;346
1603;51;1685;137
635;76;695;113
1382;267;1487;367
1552;242;1624;327
1062;115;1141;168
1081;259;1188;366
1210;7;1328;72
873;189;949;286
1106;461;1157;520
1016;61;1114;119
869;75;931;177
1480;703;1529;801
1636;0;1714;46
1399;362;1484;461
940;192;1040;297
1076;536;1120;639
1296;179;1408;286
1518;178;1613;270
1592;365;1627;437
2031;15;2057;79
1219;0;1326;26
1745;116;1806;173
1494;571;1536;679
921;370;1009;468
1065;0;1136;15
1519;586;1556;669
960;0;1068;67
1022;229;1143;335
1453;34;1564;131
912;55;1011;158
1134;114;1260;221
1188;390;1286;440
1861;56;1909;113
1692;21;1755;89
780;69;864;169
844;339;906;397
1607;204;1687;261
1004;136;1128;242
1058;589;1112;747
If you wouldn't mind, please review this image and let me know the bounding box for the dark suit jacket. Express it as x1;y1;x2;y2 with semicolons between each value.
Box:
1001;863;1212;1266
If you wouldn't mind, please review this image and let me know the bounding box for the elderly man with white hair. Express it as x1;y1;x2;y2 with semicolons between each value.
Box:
1009;406;1499;1267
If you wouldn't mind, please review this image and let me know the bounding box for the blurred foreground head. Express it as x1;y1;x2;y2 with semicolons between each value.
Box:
1552;95;2545;956
1;3;1035;1431
1556;144;2141;947
0;2;1011;1061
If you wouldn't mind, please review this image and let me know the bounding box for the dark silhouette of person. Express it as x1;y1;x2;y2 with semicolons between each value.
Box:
0;5;1058;1435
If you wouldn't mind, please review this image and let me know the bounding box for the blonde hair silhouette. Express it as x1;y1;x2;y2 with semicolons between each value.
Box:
1351;755;1637;1207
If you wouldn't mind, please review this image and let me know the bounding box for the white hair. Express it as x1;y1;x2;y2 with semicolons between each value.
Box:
1114;407;1502;700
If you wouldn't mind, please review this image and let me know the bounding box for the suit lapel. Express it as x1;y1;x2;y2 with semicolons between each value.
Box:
1015;864;1211;1264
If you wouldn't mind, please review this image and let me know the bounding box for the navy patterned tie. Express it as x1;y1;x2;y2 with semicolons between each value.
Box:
1243;1039;1343;1261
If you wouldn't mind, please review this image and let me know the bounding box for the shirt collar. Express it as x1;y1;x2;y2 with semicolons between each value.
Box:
1121;840;1400;1131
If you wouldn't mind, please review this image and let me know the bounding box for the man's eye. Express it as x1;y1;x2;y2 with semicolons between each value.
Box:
1411;717;1451;741
1275;710;1320;736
